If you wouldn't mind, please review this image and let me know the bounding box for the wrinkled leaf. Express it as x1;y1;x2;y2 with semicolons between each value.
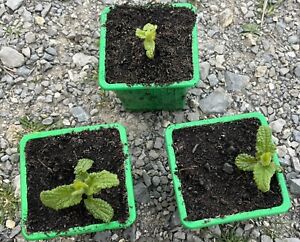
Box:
256;126;276;158
84;197;114;222
260;152;272;166
253;163;276;192
74;159;94;180
135;28;145;39
235;154;257;171
85;170;119;195
241;23;260;35
144;39;155;59
40;185;82;210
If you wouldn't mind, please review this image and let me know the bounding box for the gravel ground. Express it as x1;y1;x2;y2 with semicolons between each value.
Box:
0;0;299;241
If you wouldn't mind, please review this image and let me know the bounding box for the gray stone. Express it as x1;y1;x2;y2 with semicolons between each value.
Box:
208;225;221;236
93;231;112;242
6;0;23;11
35;3;43;11
199;88;231;113
149;150;159;160
17;66;31;76
43;53;55;62
223;163;234;174
200;62;210;80
219;8;234;28
134;182;150;204
42;117;53;125
0;90;4;99
292;157;300;173
174;231;186;240
72;53;98;67
225;71;250;91
70;106;90;122
270;119;286;133
294;64;300;78
0;47;25;68
187;112;199;121
9;225;21;239
41;3;52;17
187;234;204;242
283;239;300;242
142;171;151;187
25;32;35;44
45;47;57;56
288;35;299;44
293;130;300;142
152;176;160;186
261;235;273;242
290;179;300;194
279;68;289;76
250;229;260;239
154;137;163;149
207;74;219;86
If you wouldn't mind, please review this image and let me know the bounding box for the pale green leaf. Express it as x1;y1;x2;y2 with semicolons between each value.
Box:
75;159;94;174
256;126;276;158
253;163;276;192
144;40;155;59
235;154;257;171
85;170;119;195
135;28;146;39
74;159;94;180
40;185;82;210
84;197;114;222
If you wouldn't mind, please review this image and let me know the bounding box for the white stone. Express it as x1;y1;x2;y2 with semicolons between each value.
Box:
0;47;25;68
6;0;23;11
72;53;98;67
270;119;286;133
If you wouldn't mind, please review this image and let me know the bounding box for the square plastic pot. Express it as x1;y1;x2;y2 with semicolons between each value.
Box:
165;112;291;229
98;3;200;111
19;123;136;240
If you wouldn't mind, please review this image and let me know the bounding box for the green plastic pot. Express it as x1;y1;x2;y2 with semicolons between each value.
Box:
98;3;200;111
19;123;136;240
165;112;291;229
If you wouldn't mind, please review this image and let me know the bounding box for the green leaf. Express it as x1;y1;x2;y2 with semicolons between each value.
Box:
144;39;155;59
235;154;257;171
241;23;260;35
256;126;276;158
260;152;272;166
40;185;82;210
75;159;94;174
253;163;276;192
135;28;145;39
74;159;94;180
84;197;114;222
85;170;119;196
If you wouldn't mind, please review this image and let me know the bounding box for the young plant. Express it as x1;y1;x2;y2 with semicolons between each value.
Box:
40;158;119;222
235;126;281;192
135;23;157;59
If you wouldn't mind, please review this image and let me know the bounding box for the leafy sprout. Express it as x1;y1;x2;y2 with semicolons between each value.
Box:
136;23;157;59
235;126;281;192
40;158;119;222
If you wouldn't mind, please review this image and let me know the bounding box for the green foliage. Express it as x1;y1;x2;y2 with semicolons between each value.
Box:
20;116;49;133
241;23;260;35
235;126;281;192
136;23;157;59
0;183;19;224
258;0;284;16
40;158;119;222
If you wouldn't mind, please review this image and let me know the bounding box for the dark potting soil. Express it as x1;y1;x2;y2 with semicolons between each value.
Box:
172;118;283;221
25;128;128;233
105;5;196;85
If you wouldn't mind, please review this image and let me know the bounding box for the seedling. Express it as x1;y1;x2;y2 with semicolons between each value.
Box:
241;23;260;36
135;23;157;59
40;158;119;222
235;126;281;192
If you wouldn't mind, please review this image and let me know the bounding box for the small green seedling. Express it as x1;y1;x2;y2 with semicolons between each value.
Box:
40;158;119;222
235;126;281;192
136;23;157;59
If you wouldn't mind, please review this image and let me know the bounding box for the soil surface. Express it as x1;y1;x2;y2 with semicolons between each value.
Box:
172;118;283;221
105;5;196;85
25;128;128;233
